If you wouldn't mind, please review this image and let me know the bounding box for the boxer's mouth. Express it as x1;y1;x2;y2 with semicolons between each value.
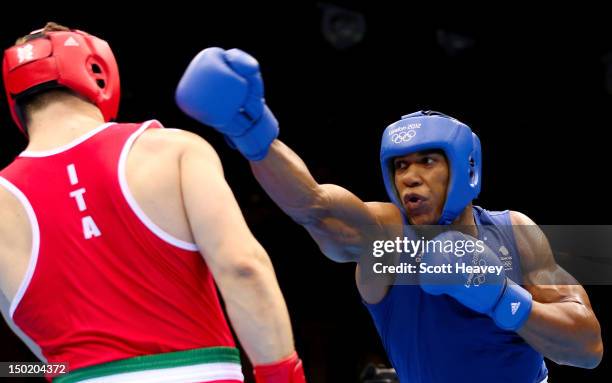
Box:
403;193;428;213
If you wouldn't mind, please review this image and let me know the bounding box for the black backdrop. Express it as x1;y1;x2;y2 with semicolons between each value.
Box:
0;3;610;382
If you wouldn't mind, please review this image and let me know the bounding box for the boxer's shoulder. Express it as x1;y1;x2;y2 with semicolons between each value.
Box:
509;210;533;225
135;128;217;158
0;179;31;234
365;201;403;226
508;211;552;272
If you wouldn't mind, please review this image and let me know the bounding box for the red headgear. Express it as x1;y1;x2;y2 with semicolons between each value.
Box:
2;28;120;134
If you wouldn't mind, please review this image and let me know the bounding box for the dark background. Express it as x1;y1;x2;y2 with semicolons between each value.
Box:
0;3;611;382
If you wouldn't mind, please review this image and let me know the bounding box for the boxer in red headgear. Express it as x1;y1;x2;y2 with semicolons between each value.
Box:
0;22;306;383
3;24;120;134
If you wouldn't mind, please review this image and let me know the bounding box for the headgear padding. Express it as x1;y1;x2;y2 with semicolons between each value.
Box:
3;28;120;133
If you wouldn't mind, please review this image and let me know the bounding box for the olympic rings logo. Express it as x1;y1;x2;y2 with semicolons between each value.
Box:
391;130;416;144
472;273;487;286
472;257;487;286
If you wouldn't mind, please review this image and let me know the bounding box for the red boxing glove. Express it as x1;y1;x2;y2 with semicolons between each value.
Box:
253;352;306;383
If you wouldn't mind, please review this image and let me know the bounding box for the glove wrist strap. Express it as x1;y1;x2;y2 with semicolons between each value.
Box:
226;105;278;161
492;280;533;331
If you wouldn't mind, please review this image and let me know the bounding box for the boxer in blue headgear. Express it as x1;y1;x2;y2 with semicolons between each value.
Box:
380;110;481;225
175;48;603;383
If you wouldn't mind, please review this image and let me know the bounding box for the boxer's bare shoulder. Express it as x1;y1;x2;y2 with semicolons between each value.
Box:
124;127;221;245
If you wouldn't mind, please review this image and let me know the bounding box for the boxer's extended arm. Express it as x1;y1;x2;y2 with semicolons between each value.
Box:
512;212;603;369
179;133;295;365
250;139;401;263
174;47;400;264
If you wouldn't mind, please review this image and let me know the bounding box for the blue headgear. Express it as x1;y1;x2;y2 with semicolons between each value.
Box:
380;110;482;224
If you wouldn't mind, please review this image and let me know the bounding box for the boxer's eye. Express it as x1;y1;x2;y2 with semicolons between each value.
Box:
394;160;407;170
419;156;435;165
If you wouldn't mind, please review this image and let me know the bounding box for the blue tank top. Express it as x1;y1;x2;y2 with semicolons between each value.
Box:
365;206;548;383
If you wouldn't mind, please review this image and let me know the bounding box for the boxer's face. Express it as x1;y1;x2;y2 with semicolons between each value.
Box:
393;150;449;225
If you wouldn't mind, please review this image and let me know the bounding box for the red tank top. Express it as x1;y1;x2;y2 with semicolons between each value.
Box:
0;121;236;371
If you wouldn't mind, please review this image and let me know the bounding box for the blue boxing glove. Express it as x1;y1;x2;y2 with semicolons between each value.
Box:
175;47;278;160
420;231;533;331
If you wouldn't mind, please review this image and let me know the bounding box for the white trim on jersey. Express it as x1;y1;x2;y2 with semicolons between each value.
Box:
19;122;116;157
77;362;243;383
118;120;199;252
0;294;46;362
0;176;45;361
0;177;41;318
